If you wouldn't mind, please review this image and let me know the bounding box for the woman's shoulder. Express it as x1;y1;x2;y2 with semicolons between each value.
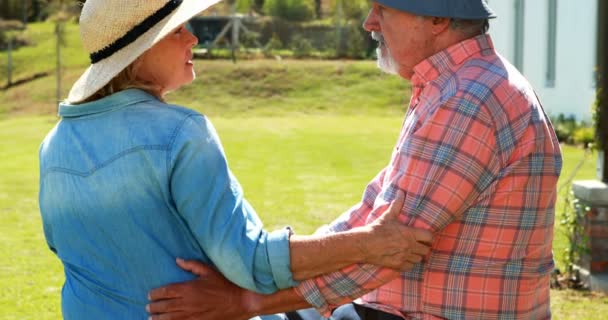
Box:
130;99;220;144
133;98;204;121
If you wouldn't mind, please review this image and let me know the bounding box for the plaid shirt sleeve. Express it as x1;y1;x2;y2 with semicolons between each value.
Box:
296;95;502;315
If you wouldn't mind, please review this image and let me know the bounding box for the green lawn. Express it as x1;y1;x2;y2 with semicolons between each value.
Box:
0;59;410;117
0;22;89;85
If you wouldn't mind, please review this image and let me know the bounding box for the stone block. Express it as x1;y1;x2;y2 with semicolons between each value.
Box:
572;180;608;206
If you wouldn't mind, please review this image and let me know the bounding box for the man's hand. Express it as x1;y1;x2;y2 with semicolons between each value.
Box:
357;191;434;271
147;259;259;320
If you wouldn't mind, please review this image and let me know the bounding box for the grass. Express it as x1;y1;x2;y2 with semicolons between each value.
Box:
0;59;410;117
0;22;89;84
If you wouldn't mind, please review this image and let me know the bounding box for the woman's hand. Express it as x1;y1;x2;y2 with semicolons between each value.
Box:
356;191;434;271
147;259;259;320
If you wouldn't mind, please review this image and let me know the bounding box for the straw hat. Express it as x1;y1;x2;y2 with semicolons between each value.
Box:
68;0;221;103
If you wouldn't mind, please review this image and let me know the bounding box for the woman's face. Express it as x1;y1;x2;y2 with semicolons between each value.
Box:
137;24;199;95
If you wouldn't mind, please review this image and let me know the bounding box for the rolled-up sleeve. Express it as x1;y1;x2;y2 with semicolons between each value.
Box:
265;228;296;289
168;114;296;293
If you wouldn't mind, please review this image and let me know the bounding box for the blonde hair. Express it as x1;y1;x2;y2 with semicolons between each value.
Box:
76;58;163;104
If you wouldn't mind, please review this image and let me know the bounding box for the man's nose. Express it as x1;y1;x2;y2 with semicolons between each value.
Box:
363;8;380;32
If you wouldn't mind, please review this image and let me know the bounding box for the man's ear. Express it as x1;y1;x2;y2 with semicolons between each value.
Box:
431;17;450;35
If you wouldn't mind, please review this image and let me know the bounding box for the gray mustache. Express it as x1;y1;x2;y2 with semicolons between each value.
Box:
371;31;385;43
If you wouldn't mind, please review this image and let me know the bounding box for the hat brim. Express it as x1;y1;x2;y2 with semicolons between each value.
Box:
67;0;222;103
375;0;497;20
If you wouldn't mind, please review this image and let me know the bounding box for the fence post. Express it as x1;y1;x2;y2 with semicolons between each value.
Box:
22;0;28;26
55;23;62;103
7;36;13;87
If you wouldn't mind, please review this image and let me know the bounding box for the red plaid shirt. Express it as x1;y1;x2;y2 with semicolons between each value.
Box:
295;34;562;319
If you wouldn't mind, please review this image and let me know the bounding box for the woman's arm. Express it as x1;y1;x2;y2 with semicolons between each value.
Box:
169;115;431;293
289;191;432;280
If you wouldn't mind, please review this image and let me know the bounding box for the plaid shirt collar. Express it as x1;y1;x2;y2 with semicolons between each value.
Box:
412;34;495;86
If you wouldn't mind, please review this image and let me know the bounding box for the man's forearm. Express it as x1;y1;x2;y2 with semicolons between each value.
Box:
246;287;311;317
289;227;372;280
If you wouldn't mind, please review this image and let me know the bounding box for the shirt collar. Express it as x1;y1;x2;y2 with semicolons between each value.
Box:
58;89;159;118
411;34;495;86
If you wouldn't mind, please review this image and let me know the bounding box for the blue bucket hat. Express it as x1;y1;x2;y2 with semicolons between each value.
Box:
374;0;497;19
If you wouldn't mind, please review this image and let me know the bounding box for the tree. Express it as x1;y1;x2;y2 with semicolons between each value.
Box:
324;0;369;21
0;0;22;20
314;0;321;18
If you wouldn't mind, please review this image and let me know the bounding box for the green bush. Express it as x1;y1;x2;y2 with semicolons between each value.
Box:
0;19;25;50
551;113;578;144
241;29;261;49
331;0;370;21
290;35;313;58
346;22;367;59
573;126;596;148
263;33;283;56
264;0;315;22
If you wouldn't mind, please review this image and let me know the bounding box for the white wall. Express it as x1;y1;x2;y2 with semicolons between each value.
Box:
488;0;597;120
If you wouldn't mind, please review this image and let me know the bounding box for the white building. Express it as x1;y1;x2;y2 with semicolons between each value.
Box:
489;0;598;120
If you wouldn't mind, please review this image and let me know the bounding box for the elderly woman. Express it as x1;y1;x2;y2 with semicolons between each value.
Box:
38;0;432;319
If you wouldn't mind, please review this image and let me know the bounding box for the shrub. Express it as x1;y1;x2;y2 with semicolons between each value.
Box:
264;0;315;22
263;33;283;56
573;126;596;148
0;19;27;50
290;34;313;58
327;0;371;21
551;113;578;144
220;16;371;59
241;29;261;49
346;22;367;59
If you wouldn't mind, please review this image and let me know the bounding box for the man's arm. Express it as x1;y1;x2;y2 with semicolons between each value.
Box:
147;260;308;320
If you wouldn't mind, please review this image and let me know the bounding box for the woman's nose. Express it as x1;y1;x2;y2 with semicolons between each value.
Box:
185;28;198;47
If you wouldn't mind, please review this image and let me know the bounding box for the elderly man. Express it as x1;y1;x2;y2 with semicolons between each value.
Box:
147;0;562;319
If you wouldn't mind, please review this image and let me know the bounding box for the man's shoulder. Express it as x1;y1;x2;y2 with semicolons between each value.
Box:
449;54;538;111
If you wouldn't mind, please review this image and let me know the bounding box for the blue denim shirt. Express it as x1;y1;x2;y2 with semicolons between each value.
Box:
39;89;295;319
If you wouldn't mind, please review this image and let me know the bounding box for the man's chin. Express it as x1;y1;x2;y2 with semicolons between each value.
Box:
377;58;399;75
376;48;399;75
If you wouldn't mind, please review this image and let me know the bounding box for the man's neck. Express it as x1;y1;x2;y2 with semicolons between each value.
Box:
433;32;482;55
